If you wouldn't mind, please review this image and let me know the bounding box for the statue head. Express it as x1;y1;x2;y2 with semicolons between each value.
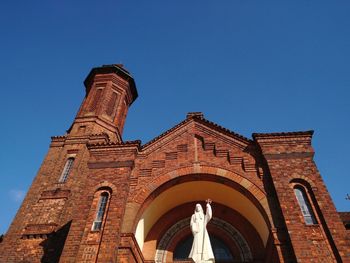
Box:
195;203;203;213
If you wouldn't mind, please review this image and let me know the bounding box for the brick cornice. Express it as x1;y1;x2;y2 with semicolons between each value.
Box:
87;140;141;150
84;64;138;105
87;140;140;160
72;116;123;141
252;130;313;144
253;130;314;138
50;135;67;147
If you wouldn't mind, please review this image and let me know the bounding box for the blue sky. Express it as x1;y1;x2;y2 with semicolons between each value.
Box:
0;1;349;234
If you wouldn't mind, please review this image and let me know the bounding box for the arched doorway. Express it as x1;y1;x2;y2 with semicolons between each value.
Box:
173;235;234;262
132;174;270;262
154;216;253;262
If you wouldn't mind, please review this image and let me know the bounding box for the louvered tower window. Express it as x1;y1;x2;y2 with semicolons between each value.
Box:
106;91;118;116
92;192;109;231
59;157;74;183
294;187;317;225
90;88;103;112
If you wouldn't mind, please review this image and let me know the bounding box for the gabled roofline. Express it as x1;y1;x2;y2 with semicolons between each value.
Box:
141;118;191;149
141;113;252;150
195;116;253;144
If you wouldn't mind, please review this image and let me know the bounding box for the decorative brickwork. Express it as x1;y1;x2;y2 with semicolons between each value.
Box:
0;64;349;263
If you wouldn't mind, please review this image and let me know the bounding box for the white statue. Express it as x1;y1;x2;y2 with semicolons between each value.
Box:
189;199;215;263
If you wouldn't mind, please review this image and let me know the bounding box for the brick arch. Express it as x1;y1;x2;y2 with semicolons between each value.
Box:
132;165;270;227
289;176;317;189
132;167;273;251
133;165;267;210
91;181;118;195
142;202;265;261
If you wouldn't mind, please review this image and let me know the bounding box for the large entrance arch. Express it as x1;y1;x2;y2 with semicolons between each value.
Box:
132;173;271;262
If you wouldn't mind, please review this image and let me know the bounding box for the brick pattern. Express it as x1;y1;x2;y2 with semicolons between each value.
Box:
0;65;136;263
339;212;350;229
117;234;146;263
254;132;350;262
1;65;349;263
128;121;264;207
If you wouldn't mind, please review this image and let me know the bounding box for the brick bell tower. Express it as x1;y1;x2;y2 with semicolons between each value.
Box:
71;64;138;142
0;64;138;262
1;63;349;263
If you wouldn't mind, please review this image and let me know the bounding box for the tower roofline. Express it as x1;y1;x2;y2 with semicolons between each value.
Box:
252;130;314;140
84;64;138;104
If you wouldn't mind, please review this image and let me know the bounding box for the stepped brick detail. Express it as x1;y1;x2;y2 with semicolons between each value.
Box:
0;65;349;263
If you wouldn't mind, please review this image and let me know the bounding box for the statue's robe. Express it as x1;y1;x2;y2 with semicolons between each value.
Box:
189;204;215;263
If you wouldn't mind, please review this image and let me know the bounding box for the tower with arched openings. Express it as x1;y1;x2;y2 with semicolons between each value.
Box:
0;64;349;262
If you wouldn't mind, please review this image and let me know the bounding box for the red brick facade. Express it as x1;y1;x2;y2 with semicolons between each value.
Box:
0;64;349;262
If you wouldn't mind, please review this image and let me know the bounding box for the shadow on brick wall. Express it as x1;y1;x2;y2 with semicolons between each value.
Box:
40;221;72;263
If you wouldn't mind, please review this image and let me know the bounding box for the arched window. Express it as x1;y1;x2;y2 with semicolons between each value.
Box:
294;186;317;225
92;192;109;231
59;157;74;183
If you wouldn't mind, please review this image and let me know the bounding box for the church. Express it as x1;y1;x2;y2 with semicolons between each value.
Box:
0;64;349;262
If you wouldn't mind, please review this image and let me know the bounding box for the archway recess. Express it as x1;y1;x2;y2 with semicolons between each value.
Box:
154;216;253;262
135;179;270;252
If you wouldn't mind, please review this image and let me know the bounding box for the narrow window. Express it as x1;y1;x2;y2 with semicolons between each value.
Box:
92;192;109;231
59;157;74;183
294;187;317;225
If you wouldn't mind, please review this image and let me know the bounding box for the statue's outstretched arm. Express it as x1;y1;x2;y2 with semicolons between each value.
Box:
205;203;212;223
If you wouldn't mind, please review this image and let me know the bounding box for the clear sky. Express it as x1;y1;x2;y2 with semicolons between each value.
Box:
0;1;349;234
